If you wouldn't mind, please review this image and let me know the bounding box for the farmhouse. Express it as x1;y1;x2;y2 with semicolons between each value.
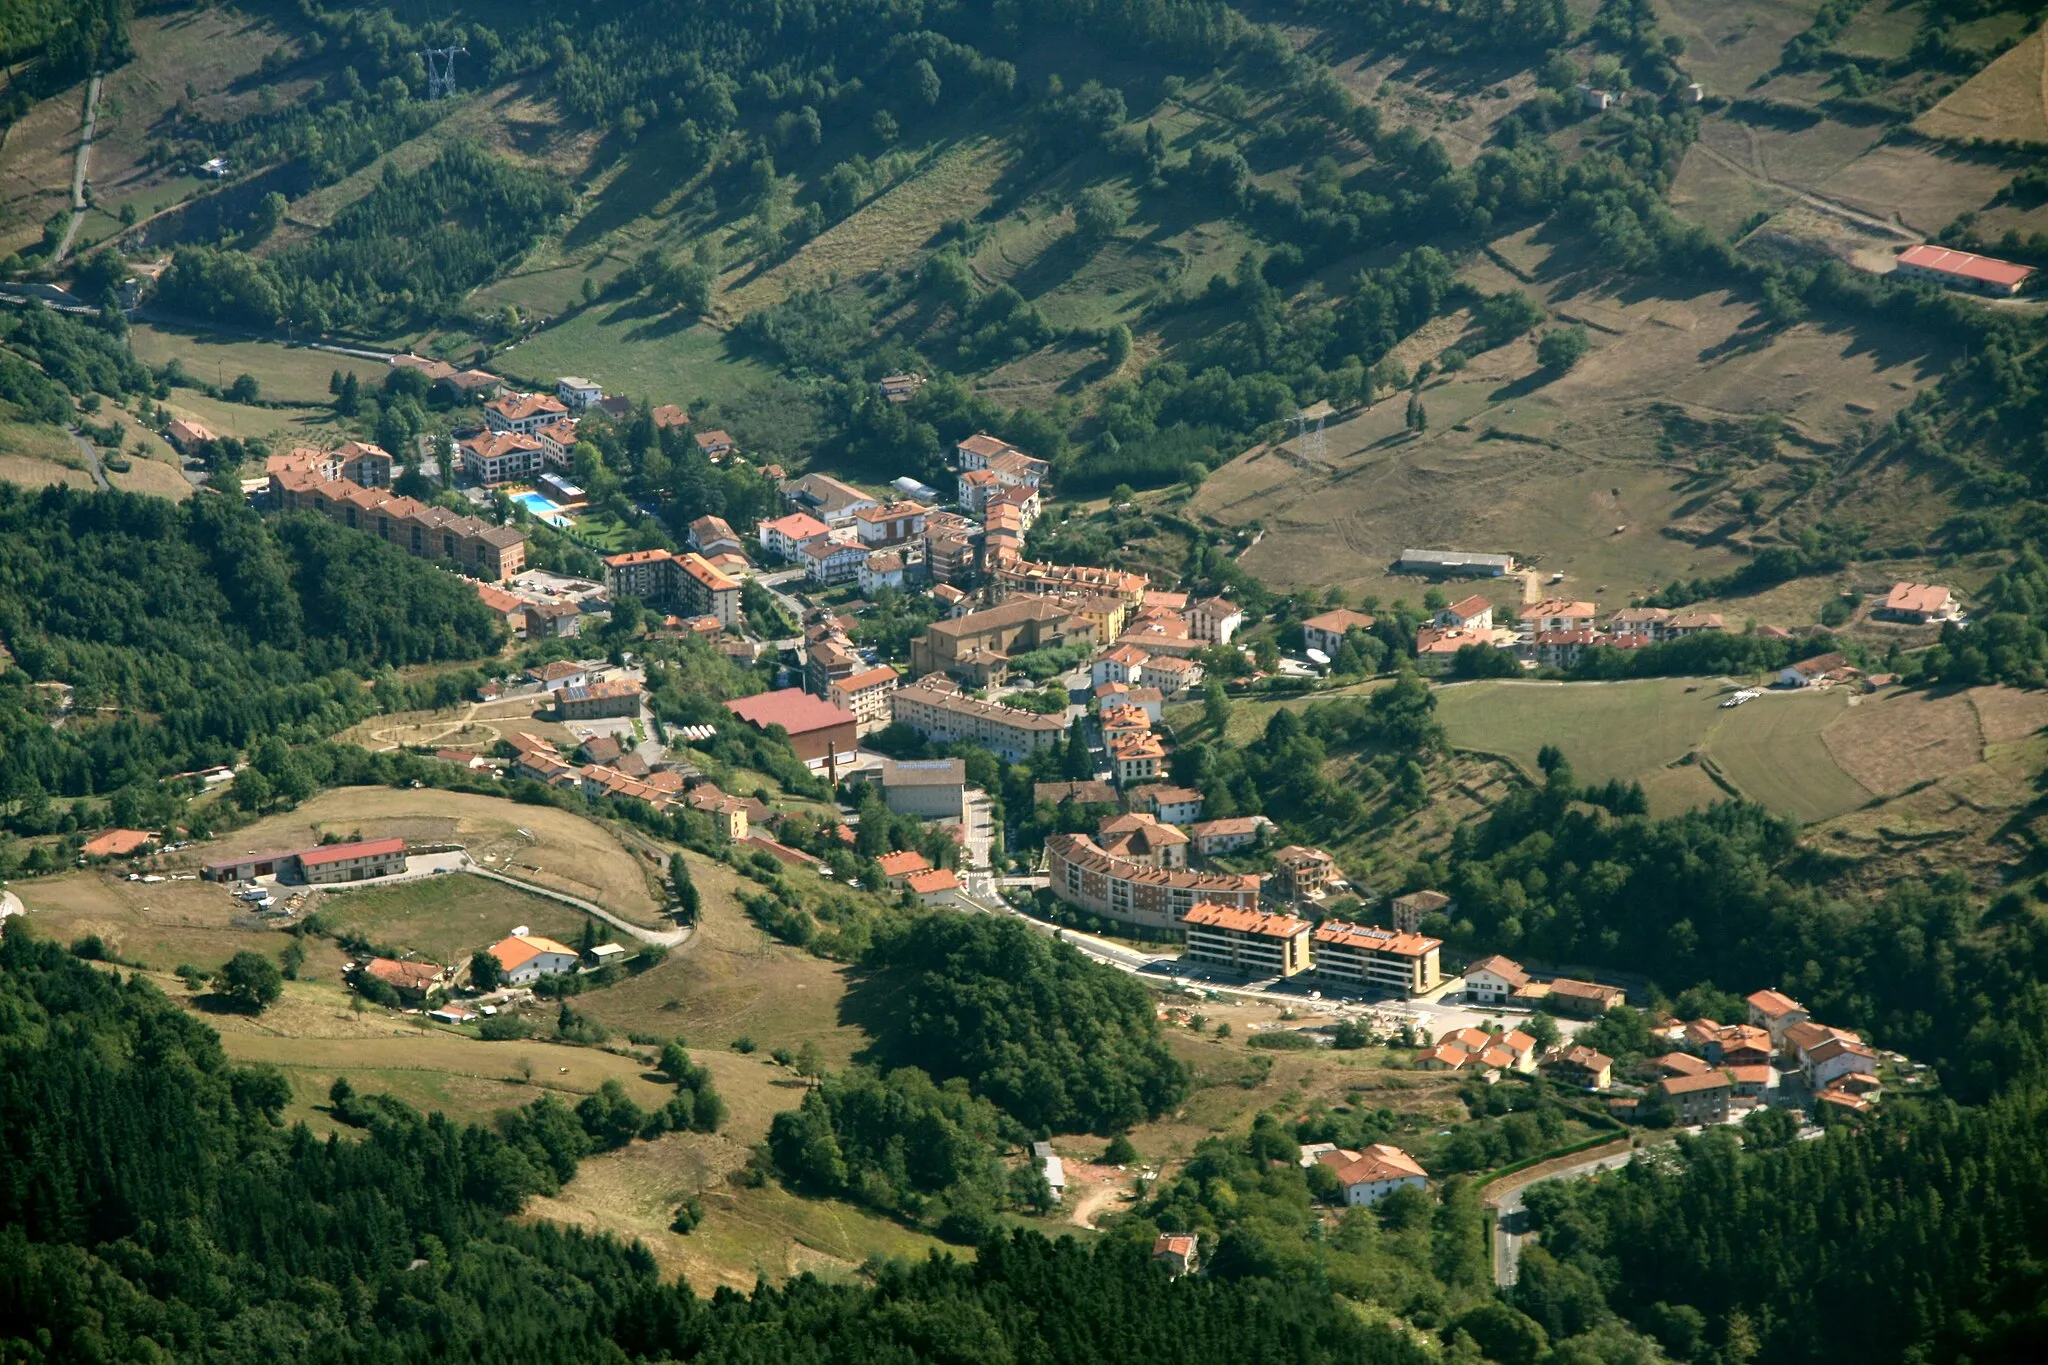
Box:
1314;1145;1429;1207
165;417;217;453
1779;652;1859;688
1463;954;1532;1004
204;837;409;885
1656;1071;1733;1125
1300;608;1378;659
1391;889;1450;932
1153;1234;1199;1278
1138;785;1204;825
1435;595;1494;630
488;932;580;985
1893;244;2036;297
877;850;933;886
1880;582;1960;624
1541;1044;1615;1091
1545;977;1626;1018
1746;989;1809;1043
905;868;962;903
1190;816;1263;857
1181;902;1312;978
363;957;444;1001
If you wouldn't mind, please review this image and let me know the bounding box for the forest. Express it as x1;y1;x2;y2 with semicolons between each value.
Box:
0;929;1440;1364
0;485;503;834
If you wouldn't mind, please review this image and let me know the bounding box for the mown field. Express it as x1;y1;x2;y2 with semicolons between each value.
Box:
313;872;594;966
128;324;387;405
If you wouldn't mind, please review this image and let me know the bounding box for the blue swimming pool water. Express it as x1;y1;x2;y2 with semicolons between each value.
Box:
511;491;574;527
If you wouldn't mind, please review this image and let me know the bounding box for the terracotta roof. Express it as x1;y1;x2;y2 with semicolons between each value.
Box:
1321;1143;1427;1186
1884;582;1953;615
1153;1234;1198;1258
877;850;933;877
958;432;1020;459
486;393;569;422
364;957;443;991
1191;816;1260;839
1464;954;1530;987
836;664;900;692
906;868;961;895
489;933;578;971
1547;977;1624;1006
1045;833;1262;896
1314;921;1441;957
1420;1043;1470;1068
762;512;831;542
1529;599;1597;617
1301;607;1378;636
297;837;405;867
1657;1070;1733;1096
1446;595;1491;618
1183;902;1310;938
725;689;856;736
1544;1044;1614;1073
1654;1052;1712;1076
1897;243;2035;288
1746;989;1805;1019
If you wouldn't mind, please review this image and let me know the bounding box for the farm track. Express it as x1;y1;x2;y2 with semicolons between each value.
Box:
1698;138;1917;242
52;72;102;266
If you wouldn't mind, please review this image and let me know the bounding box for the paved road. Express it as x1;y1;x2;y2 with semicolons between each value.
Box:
468;862;692;947
1487;1141;1637;1286
68;429;109;490
53;72;102;265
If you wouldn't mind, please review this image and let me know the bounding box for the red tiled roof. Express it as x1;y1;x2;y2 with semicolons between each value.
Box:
1897;244;2035;288
906;868;961;894
725;689;856;736
1183;902;1309;938
296;837;405;867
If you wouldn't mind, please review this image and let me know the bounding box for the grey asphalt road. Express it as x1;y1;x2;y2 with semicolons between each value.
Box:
1489;1144;1636;1286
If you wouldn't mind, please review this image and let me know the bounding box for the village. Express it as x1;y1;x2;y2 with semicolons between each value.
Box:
84;349;1950;1201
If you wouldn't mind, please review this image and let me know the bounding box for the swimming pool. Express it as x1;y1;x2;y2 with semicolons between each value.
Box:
511;491;575;528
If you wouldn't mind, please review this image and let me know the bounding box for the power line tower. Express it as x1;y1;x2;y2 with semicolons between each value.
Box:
1294;400;1332;461
424;45;467;100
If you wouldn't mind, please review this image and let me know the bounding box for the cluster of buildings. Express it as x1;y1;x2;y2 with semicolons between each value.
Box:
202;837;410;886
266;447;528;581
1431;982;1886;1124
747;434;1049;593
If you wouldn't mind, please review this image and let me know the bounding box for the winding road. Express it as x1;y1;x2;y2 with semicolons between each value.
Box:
1486;1140;1637;1286
67;429;110;490
52;72;103;266
468;862;691;948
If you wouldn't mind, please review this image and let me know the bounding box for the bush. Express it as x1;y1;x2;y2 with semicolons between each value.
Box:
1248;1030;1321;1051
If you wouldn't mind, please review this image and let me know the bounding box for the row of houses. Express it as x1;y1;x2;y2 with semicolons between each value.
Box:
267;450;527;581
1176;904;1447;994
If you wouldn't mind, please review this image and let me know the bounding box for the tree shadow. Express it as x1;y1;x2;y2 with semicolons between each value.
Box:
835;961;911;1069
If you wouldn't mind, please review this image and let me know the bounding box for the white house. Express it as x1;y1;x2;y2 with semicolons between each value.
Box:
801;537;869;585
1187;597;1243;645
1091;645;1150;688
488;932;580;985
1436;595;1494;631
556;377;602;410
1463;954;1530;1004
1033;1141;1066;1203
1315;1144;1428;1207
1805;1036;1877;1090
